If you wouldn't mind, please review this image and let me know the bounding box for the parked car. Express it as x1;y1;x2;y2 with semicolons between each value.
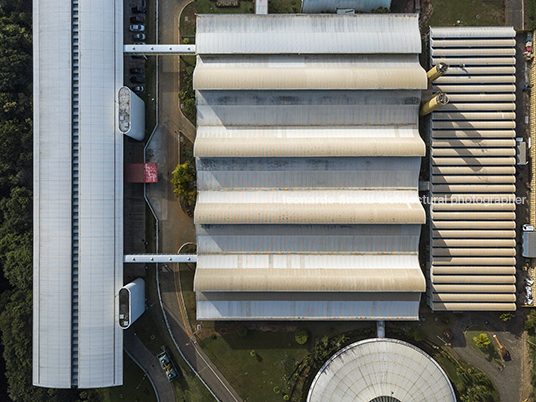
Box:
156;350;179;381
131;55;146;60
133;33;146;40
132;86;144;93
129;24;145;32
130;76;145;84
130;16;145;23
133;42;146;46
132;6;147;13
129;67;145;74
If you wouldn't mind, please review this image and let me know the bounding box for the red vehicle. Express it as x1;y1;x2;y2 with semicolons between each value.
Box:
130;16;145;23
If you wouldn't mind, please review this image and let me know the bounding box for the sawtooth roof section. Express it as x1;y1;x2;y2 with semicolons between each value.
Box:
194;54;427;90
195;126;425;157
196;14;422;54
194;14;426;321
428;26;517;312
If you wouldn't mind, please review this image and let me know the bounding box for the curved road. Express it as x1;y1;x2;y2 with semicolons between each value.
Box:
143;0;243;400
124;327;176;402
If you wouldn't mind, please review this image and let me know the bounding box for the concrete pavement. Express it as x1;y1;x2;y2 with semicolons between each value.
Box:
124;327;176;402
505;0;524;30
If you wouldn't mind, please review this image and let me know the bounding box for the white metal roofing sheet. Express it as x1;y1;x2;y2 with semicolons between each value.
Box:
34;0;123;389
196;90;421;127
196;14;422;54
197;156;422;190
307;339;456;402
197;224;420;254
194;267;425;292
33;0;74;389
76;0;123;388
194;54;427;90
429;26;516;38
196;292;421;320
197;253;421;270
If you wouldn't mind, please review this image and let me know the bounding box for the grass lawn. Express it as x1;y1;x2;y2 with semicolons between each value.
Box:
180;0;300;38
429;0;504;26
198;330;309;401
465;325;503;368
97;352;157;402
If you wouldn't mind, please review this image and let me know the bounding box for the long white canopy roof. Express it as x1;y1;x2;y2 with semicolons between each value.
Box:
33;0;123;389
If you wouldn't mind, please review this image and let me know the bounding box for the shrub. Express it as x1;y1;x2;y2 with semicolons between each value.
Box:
273;386;280;394
183;37;190;44
283;395;290;400
500;312;514;322
250;350;256;357
295;329;309;344
237;326;247;337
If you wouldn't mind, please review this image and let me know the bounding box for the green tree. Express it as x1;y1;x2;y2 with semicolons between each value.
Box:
473;333;491;350
171;162;197;208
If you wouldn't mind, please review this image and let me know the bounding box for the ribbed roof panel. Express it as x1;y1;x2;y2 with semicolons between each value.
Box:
428;26;516;312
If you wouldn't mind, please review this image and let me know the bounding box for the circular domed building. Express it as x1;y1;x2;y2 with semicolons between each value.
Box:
307;338;456;402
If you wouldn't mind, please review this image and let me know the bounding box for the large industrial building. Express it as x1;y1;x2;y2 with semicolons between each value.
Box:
33;0;124;388
193;14;429;320
33;0;521;390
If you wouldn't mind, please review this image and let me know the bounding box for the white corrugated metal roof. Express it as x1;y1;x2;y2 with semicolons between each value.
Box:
428;26;516;312
194;54;427;90
196;292;422;320
34;0;123;389
196;14;422;54
33;0;74;389
194;13;427;321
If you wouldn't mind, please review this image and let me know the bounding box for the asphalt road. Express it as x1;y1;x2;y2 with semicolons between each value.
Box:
124;327;176;402
143;0;243;400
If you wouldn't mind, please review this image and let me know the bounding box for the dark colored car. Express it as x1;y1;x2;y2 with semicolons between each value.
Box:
130;76;145;84
129;68;145;74
132;6;147;13
132;86;144;93
130;16;145;23
131;55;146;60
133;33;146;40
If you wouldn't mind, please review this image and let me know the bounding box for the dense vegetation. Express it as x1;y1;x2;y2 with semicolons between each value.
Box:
0;2;96;401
